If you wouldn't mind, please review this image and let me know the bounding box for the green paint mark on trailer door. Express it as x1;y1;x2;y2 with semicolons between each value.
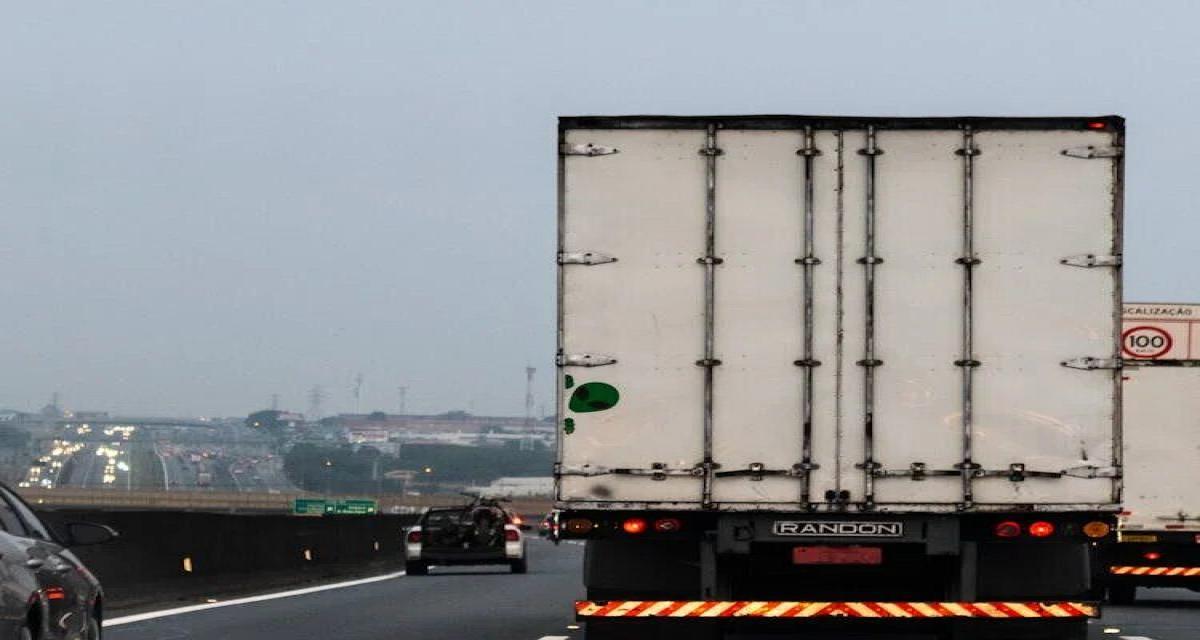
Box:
568;382;620;413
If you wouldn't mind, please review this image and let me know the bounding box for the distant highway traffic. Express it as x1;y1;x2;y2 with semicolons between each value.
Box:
21;423;295;494
98;540;1200;640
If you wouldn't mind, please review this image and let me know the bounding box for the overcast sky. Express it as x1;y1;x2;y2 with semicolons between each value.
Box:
0;1;1193;417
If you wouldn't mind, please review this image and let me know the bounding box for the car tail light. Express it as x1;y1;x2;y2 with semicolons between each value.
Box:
653;518;683;533
1029;521;1055;538
406;530;421;544
994;521;1021;538
1144;551;1162;561
622;518;647;534
505;528;520;542
1086;121;1107;130
564;518;594;535
43;587;65;601
1083;521;1111;538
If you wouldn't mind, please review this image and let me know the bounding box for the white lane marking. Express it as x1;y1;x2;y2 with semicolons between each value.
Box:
104;571;405;627
538;637;569;640
1119;637;1157;640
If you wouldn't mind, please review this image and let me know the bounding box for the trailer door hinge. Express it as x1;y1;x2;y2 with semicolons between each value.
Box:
1061;357;1122;370
558;251;617;266
1060;254;1121;268
561;143;619;157
556;353;617;368
1061;145;1123;159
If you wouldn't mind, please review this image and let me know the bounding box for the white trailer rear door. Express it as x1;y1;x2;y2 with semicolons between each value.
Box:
1122;365;1200;531
558;117;1121;512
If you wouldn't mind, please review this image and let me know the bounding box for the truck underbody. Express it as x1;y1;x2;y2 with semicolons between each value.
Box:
565;509;1111;639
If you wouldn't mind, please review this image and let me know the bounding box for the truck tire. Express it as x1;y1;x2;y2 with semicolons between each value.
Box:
405;561;428;576
510;557;528;574
945;619;1088;640
1108;583;1136;605
585;620;721;640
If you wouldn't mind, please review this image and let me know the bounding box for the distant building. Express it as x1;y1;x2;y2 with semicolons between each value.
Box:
69;411;111;420
482;476;554;497
330;412;553;434
246;410;304;430
346;429;390;444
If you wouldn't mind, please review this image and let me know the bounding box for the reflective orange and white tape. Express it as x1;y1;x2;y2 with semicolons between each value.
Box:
1110;565;1200;576
575;601;1097;619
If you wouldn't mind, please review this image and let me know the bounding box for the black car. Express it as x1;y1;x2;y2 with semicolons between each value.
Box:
0;484;115;639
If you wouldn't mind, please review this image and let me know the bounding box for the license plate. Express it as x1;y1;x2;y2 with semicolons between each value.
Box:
793;545;882;565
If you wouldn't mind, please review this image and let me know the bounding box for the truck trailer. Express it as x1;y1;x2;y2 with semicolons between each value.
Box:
554;115;1124;639
1104;302;1200;603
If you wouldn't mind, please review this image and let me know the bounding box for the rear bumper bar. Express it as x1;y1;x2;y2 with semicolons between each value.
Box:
1110;565;1200;577
575;601;1098;620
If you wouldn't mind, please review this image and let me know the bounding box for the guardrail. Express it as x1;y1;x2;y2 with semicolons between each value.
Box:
16;487;553;517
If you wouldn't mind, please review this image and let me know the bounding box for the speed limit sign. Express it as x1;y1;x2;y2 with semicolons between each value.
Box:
1122;325;1173;359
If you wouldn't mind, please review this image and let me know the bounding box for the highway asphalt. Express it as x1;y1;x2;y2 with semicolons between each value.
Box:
104;539;1200;640
106;538;585;640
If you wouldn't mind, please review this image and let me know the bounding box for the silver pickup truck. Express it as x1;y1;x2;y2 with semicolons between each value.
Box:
404;498;529;575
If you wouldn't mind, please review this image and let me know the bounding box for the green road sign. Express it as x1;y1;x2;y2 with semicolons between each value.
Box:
293;498;327;516
332;499;378;515
292;498;378;516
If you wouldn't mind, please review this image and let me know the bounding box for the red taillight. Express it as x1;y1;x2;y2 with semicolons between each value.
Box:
1086;121;1107;130
1144;551;1162;561
505;528;520;542
1029;521;1055;538
653;518;683;533
994;521;1022;538
44;587;65;601
406;530;422;544
622;518;647;534
564;518;594;535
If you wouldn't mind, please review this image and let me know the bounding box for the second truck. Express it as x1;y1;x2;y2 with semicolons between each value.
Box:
554;115;1124;639
1103;302;1200;603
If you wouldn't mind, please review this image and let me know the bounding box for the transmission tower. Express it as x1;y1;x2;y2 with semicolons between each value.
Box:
398;385;408;416
352;373;364;414
525;367;536;428
270;394;279;411
523;367;536;451
307;385;325;420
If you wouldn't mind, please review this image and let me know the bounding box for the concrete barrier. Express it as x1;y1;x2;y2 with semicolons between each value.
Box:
35;509;418;610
